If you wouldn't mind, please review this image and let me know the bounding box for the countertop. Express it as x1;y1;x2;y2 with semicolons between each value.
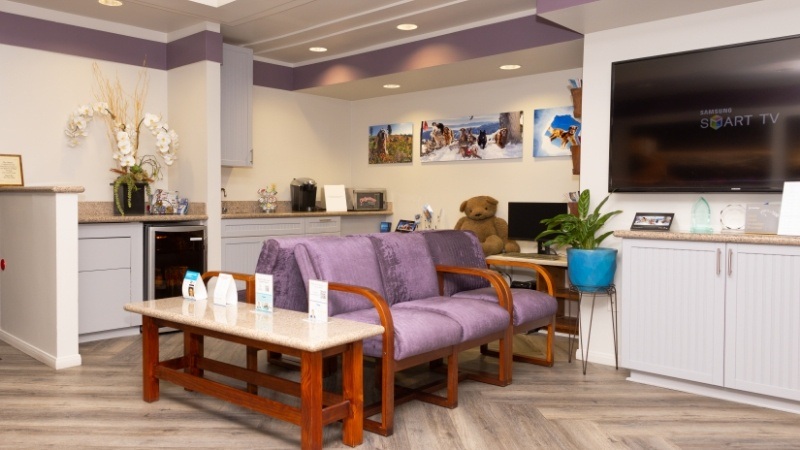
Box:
614;230;800;246
79;202;207;223
124;297;384;352
221;200;393;219
0;185;84;193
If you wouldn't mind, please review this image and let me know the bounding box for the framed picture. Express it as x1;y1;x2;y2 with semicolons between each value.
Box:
369;123;413;164
0;154;24;186
631;213;674;231
395;219;417;233
420;111;523;162
533;106;581;157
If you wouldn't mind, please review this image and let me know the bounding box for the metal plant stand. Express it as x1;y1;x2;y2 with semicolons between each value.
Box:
568;284;618;375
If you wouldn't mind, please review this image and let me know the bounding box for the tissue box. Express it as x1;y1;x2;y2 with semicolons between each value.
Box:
150;189;187;215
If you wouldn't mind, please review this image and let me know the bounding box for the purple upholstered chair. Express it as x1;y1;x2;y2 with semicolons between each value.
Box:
293;232;512;436
423;229;558;366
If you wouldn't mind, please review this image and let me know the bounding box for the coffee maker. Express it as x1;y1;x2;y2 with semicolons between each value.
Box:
290;178;317;211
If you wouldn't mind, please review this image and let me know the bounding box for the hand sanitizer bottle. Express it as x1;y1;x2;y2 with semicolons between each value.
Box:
691;197;714;234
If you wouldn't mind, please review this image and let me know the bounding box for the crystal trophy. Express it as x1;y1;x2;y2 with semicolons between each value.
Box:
690;197;713;234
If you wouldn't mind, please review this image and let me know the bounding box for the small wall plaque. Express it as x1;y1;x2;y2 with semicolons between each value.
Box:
0;154;23;186
745;203;780;235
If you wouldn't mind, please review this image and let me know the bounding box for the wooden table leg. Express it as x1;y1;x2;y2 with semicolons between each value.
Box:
142;316;160;402
342;341;364;447
300;350;324;450
184;331;204;379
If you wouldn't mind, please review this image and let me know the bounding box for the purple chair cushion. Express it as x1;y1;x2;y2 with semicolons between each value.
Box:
293;236;387;316
422;230;490;295
453;287;557;327
335;307;463;360
394;296;509;342
367;233;440;305
254;237;315;312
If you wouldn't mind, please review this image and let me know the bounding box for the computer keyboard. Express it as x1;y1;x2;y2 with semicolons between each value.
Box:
502;252;561;260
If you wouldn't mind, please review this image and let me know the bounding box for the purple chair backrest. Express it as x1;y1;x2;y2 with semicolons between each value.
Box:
367;232;440;305
293;235;387;316
255;237;316;312
422;230;490;296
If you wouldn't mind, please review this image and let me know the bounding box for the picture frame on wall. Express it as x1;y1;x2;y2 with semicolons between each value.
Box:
419;112;523;162
0;154;24;186
630;213;674;231
533;106;581;157
368;123;413;164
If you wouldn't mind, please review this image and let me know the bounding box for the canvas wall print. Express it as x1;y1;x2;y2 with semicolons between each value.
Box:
420;112;523;162
533;106;581;157
368;123;413;164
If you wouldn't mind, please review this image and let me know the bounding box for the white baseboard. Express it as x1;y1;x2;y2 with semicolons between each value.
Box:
628;370;800;415
79;327;140;343
0;329;82;370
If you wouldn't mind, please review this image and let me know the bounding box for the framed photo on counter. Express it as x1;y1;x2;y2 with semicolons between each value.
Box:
631;213;674;231
0;154;23;186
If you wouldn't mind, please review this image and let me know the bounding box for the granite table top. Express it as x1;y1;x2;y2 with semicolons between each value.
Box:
124;297;384;352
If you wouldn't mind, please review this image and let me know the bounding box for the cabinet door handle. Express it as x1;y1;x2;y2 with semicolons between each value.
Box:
716;248;721;275
728;248;733;277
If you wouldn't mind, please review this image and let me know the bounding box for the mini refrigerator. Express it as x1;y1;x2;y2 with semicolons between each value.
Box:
144;224;206;299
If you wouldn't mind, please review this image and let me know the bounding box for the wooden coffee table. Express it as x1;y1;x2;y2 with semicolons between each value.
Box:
125;297;384;450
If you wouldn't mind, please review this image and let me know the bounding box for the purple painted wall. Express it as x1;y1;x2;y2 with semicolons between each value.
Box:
0;11;167;69
292;14;582;90
253;61;293;90
167;31;222;69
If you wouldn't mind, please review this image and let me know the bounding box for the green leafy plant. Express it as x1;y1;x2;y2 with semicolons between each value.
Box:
111;155;160;214
535;189;622;249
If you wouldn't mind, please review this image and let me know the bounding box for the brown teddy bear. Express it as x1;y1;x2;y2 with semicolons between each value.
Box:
454;195;520;256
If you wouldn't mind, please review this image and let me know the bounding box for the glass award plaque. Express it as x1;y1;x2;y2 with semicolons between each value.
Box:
690;197;713;234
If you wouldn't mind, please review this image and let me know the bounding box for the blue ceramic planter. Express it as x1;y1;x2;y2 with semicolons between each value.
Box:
567;248;618;291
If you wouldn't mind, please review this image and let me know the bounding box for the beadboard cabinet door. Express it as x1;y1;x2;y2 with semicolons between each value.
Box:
221;43;253;167
621;239;726;386
725;244;800;401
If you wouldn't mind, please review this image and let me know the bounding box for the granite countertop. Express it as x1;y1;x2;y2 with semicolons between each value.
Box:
614;230;800;246
221;200;393;219
0;186;84;193
79;202;207;223
124;297;384;352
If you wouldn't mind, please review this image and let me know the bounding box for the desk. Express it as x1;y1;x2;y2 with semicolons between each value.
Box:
124;298;384;450
485;255;578;335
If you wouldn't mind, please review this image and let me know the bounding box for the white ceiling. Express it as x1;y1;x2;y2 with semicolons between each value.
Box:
2;0;766;100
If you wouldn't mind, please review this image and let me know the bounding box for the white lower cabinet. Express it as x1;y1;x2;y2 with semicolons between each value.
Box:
221;217;340;274
78;223;143;337
621;237;800;406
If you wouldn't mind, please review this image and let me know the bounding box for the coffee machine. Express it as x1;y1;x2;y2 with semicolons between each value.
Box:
290;177;317;211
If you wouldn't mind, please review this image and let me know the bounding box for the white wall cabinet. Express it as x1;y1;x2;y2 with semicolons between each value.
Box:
221;43;253;167
78;223;143;339
621;236;800;409
221;217;340;274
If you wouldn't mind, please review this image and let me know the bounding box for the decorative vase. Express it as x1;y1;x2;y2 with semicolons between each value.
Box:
567;247;618;291
113;182;147;216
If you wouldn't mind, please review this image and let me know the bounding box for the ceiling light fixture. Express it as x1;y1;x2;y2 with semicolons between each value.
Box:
397;24;418;31
98;0;123;6
499;64;521;70
383;84;401;89
309;46;328;53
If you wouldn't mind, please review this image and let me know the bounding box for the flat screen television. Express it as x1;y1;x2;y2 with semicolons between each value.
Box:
507;202;568;254
609;35;800;193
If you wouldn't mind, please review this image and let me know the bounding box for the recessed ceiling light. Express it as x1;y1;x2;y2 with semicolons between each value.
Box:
309;47;328;53
383;84;401;89
98;0;123;6
499;64;521;70
397;24;418;31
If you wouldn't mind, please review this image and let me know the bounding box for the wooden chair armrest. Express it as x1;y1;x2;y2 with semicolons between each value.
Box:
484;257;556;296
434;264;513;313
201;271;256;303
328;282;395;360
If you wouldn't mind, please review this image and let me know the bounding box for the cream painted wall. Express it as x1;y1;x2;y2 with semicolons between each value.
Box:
221;87;352;202
579;0;800;365
349;70;581;241
0;45;172;199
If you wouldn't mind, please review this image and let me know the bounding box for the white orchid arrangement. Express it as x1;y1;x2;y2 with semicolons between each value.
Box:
65;63;179;214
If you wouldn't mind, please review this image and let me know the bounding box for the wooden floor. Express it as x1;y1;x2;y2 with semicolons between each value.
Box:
1;332;799;449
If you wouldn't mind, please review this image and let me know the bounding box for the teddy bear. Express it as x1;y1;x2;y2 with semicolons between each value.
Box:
454;195;520;256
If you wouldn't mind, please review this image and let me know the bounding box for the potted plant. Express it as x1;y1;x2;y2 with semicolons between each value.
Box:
65;63;179;215
535;189;622;291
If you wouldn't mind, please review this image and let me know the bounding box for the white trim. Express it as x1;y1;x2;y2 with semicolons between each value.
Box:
0;329;82;370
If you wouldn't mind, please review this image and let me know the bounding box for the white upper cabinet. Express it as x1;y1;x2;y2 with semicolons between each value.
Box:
221;43;253;167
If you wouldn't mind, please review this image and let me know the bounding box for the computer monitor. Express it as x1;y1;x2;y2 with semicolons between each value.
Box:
507;202;569;254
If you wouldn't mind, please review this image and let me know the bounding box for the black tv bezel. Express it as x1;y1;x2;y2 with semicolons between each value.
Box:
608;34;800;194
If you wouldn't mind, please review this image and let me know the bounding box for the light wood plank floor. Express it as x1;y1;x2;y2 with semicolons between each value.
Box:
1;332;799;449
